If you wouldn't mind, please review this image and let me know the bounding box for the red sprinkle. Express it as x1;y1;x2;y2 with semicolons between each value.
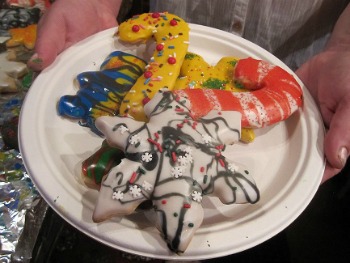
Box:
216;145;224;150
132;25;140;32
156;44;164;51
152;12;160;18
129;171;137;184
142;97;151;105
175;107;184;112
183;203;191;209
219;159;226;168
200;167;205;173
147;138;163;153
170;19;178;26
172;152;177;162
162;200;167;204
144;71;153;78
168;57;176;64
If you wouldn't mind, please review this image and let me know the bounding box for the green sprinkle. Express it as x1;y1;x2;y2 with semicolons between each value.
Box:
138;167;146;174
203;174;208;184
234;80;245;89
228;59;238;67
185;53;198;60
202;78;228;89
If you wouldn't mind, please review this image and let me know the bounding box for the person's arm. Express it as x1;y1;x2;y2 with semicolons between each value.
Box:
296;3;350;182
28;0;122;71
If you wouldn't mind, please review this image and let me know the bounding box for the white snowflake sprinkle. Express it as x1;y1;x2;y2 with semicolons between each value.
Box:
202;134;212;144
177;155;193;166
129;134;140;145
112;191;124;200
191;191;202;202
118;125;129;134
142;181;153;191
228;163;239;173
185;154;193;164
171;166;183;178
129;185;142;198
183;146;193;155
141;152;153;162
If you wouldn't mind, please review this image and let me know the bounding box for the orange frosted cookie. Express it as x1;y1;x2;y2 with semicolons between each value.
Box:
6;24;37;50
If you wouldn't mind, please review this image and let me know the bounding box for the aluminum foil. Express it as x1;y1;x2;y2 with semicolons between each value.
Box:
0;94;46;263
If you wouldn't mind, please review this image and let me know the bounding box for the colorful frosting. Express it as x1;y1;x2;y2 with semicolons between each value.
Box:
57;51;146;135
93;89;259;253
6;24;37;50
175;52;242;91
82;140;125;189
117;12;190;121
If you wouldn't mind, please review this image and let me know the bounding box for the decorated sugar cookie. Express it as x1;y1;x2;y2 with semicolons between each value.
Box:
57;51;146;134
175;52;242;91
117;12;190;121
6;24;37;50
0;51;28;92
174;57;303;128
93;89;259;253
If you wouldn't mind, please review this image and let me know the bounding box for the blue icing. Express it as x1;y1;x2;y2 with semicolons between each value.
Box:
57;51;146;135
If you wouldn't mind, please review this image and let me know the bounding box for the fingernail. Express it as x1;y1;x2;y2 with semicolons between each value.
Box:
29;53;43;64
338;146;348;167
28;53;43;71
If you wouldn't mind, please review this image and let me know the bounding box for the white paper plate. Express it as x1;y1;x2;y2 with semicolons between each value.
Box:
19;24;325;261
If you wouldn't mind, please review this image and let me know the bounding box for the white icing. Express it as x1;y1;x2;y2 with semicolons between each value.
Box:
93;89;259;253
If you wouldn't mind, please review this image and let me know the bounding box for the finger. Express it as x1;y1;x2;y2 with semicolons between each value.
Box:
28;12;67;71
323;95;350;170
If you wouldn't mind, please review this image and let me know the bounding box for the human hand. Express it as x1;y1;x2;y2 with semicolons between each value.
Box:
28;0;122;71
296;50;350;183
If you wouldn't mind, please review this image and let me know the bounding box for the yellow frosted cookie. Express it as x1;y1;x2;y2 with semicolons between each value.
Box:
117;12;190;121
175;52;243;91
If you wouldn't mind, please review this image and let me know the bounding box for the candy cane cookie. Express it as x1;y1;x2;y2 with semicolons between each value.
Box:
174;57;303;128
117;12;190;121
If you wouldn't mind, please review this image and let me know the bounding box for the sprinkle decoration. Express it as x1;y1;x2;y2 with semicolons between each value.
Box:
170;19;178;26
144;71;153;78
156;43;164;51
132;25;140;32
168;57;176;64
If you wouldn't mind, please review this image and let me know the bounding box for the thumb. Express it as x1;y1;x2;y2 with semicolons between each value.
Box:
28;15;67;71
323;95;350;172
